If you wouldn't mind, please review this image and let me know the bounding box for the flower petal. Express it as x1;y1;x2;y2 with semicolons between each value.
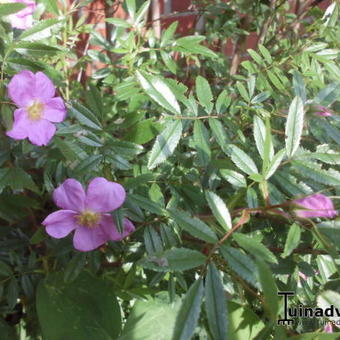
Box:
34;72;56;101
294;194;337;219
8;70;35;107
27;119;56;146
99;216;135;241
8;0;35;29
73;226;108;252
43;97;67;122
53;179;86;211
6;108;29;140
85;177;126;213
42;210;77;239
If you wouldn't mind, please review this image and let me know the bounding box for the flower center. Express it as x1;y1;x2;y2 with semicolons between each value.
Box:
76;210;101;229
27;100;44;121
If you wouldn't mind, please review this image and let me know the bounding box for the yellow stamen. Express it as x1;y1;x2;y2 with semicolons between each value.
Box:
76;210;100;229
27;100;44;121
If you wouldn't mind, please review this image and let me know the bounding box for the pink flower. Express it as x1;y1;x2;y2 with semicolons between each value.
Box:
324;322;333;333
42;178;135;252
7;0;36;29
6;70;66;146
293;194;337;219
308;104;333;117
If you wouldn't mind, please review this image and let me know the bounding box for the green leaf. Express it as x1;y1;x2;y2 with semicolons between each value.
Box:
41;0;59;14
233;233;277;264
161;21;178;46
220;246;259;288
126;0;136;19
125;118;162;144
236;81;250;102
15;42;62;57
228;301;264;339
215;90;230;114
205;191;232;231
247;49;263;65
220;169;246;188
37;272;121;340
0;3;25;16
174;36;217;58
105;18;131;28
282;223;301;258
194;120;211;167
292;71;307;104
256;259;279;319
196;76;213;113
128;193;166;215
264;149;285;180
19;18;61;41
317;290;340;322
267;70;285;91
172;279;204;340
229;145;258;175
209;119;230;153
135;0;151;25
144;226;163;255
120;293;181;340
258;44;272;64
160;51;177;74
0;318;18;340
205;264;228;340
136;71;181;115
68;101;102;130
164;248;206;271
63;253;87;283
0;168;38;193
253;116;274;161
289;333;339;340
148;120;182;169
0;260;12;278
169;209;218;244
285;96;304;158
314;82;340;106
292;161;340;186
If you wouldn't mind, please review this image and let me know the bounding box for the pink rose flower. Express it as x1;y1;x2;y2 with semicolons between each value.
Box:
293;194;337;219
42;178;135;252
6;70;66;146
7;0;36;29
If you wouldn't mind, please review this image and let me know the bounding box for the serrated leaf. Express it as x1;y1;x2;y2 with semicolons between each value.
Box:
233;233;277;264
128;194;166;215
172;279;203;340
68;101;102;130
126;0;136;19
205;191;232;231
236;81;250;102
136;71;181;115
247;49;263;65
253;116;274;161
258;44;272;64
164;248;206;271
292;161;340;186
205;264;228;340
314;82;340;106
282;223;301;258
193;120;211;167
220;169;247;188
196;76;213;113
220;246;259;288
209;119;230;153
144;226;163;255
215;90;230;114
285;96;304;158
292;71;307;104
256;259;278;319
229;145;258;175
169;209;218;244
264;149;285;180
148;120;182;169
105;18;131;28
19;18;61;41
